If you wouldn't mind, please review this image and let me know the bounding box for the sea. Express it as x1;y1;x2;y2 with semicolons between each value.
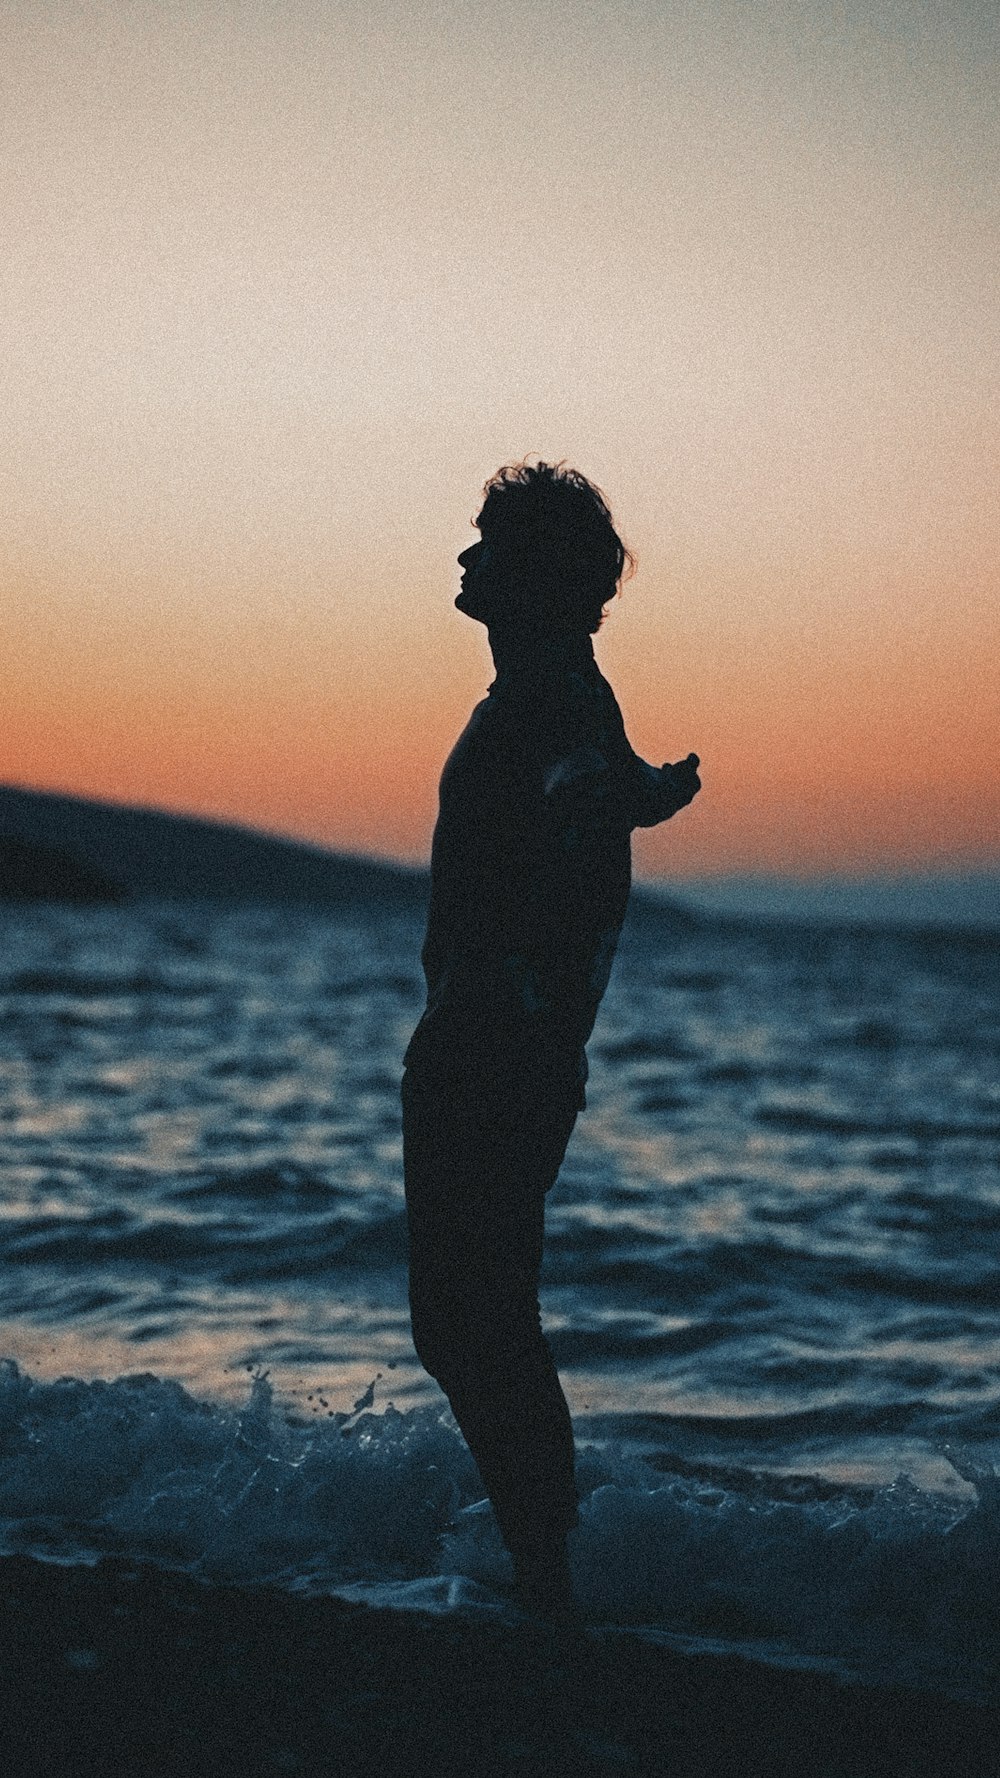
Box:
1;891;998;1705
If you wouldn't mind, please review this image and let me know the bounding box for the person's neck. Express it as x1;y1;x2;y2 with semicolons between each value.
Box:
487;621;594;678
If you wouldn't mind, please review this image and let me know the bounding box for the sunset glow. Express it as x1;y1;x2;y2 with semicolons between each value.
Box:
4;0;997;879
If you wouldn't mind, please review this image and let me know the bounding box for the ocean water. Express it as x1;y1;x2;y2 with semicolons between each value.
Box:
1;894;998;1701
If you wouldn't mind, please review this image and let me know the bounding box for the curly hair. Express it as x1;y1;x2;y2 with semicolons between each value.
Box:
476;459;635;633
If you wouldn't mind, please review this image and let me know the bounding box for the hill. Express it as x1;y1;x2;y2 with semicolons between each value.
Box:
0;784;427;911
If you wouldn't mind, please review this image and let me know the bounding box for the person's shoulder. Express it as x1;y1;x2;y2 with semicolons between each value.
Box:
553;658;625;742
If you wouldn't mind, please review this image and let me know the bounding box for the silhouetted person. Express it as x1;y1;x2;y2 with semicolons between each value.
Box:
402;461;700;1617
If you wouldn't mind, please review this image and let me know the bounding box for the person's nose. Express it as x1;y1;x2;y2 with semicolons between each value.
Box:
457;544;479;570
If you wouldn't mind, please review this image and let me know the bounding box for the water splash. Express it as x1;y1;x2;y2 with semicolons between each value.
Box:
1;1361;997;1701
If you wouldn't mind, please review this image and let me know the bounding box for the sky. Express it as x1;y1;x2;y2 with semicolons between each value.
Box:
3;0;998;880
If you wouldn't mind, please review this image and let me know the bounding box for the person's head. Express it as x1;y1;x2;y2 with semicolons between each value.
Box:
455;459;634;635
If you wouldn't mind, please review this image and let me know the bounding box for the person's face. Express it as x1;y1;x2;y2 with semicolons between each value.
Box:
454;531;504;626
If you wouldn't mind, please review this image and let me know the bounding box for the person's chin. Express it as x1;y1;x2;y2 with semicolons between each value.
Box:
454;590;486;622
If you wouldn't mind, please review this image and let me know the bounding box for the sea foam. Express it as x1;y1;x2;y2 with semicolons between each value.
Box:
0;1360;997;1702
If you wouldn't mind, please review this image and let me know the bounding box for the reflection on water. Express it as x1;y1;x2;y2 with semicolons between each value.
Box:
0;896;998;1493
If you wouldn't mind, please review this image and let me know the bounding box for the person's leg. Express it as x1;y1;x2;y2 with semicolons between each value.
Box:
402;1069;579;1592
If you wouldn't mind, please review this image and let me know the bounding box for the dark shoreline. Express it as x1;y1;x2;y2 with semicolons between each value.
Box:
1;1553;996;1777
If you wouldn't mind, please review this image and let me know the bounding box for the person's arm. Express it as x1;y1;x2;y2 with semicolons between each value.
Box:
537;677;701;842
586;677;701;830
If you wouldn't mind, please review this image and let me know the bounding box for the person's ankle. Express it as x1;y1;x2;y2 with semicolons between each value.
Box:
510;1532;579;1621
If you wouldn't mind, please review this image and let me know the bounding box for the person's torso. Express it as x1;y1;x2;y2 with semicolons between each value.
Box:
404;636;635;1097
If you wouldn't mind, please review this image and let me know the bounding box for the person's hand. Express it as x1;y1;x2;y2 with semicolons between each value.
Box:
659;752;701;816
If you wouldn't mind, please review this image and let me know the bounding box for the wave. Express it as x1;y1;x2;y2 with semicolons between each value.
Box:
543;1228;1000;1307
6;969;167;997
0;1361;997;1702
0;1205;408;1283
173;1163;355;1204
755;1104;1000;1143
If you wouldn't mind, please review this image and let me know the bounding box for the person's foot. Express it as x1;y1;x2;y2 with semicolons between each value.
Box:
510;1535;582;1627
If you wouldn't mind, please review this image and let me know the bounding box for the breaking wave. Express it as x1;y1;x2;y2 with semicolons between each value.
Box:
1;1361;997;1703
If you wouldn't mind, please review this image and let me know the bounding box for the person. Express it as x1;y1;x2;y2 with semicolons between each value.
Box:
401;460;700;1618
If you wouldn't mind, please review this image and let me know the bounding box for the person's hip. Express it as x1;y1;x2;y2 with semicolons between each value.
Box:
401;1064;580;1201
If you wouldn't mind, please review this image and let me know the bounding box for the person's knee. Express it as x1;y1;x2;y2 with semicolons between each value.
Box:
409;1300;449;1382
409;1276;470;1385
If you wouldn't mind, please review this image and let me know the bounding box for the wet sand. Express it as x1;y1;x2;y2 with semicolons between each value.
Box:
1;1553;996;1776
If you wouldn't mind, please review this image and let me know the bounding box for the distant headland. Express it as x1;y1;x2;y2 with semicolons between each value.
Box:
0;784;428;911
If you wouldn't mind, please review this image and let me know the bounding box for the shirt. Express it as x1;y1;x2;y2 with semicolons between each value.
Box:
403;629;685;1105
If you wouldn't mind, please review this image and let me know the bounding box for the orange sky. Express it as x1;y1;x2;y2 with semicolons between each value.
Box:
3;0;998;879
